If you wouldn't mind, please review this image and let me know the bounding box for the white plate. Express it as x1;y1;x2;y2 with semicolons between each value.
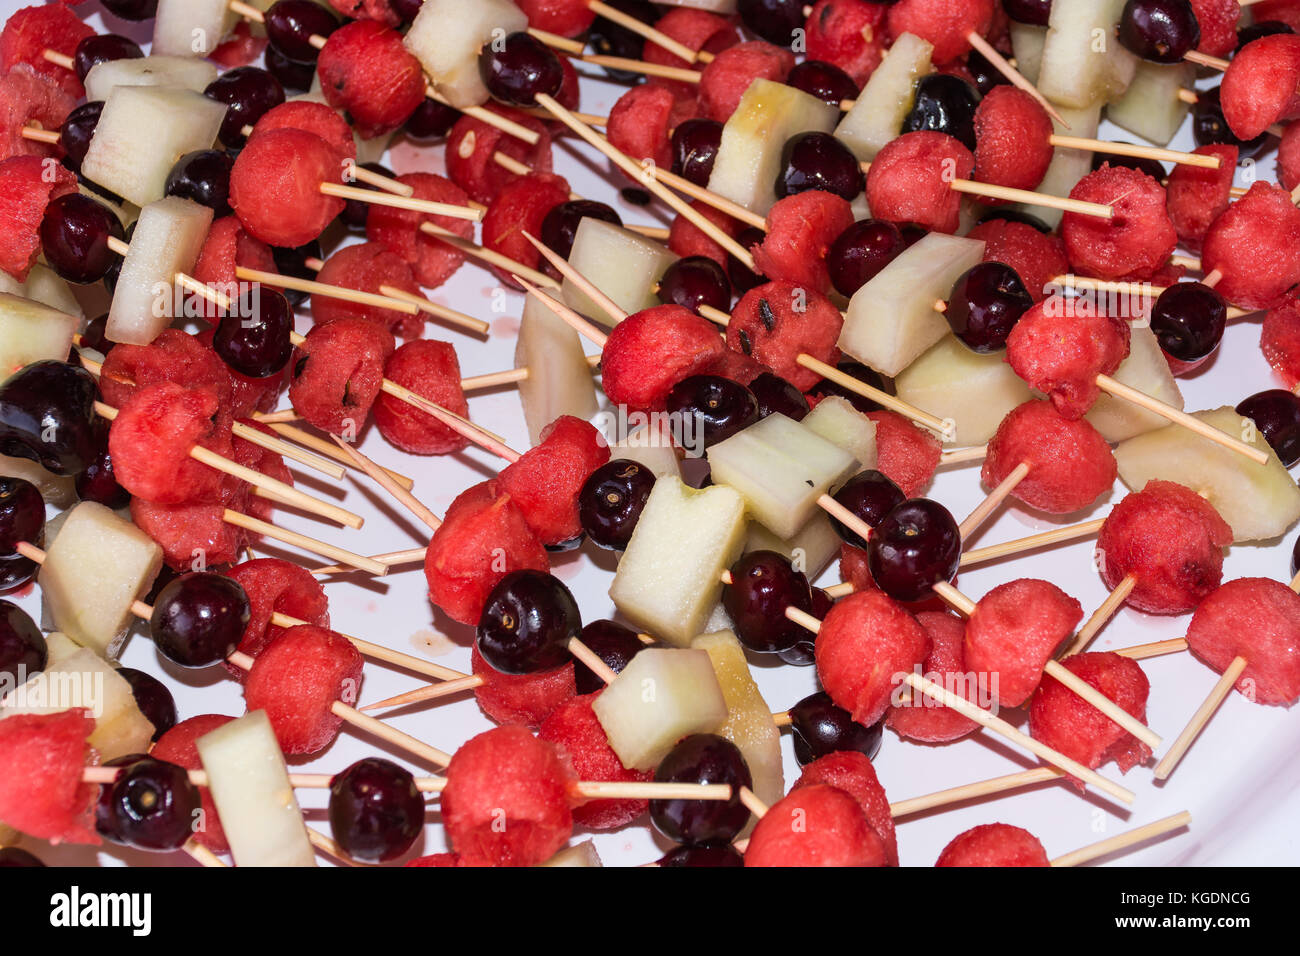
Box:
9;2;1299;867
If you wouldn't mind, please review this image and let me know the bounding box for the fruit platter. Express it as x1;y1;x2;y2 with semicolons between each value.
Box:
0;0;1297;871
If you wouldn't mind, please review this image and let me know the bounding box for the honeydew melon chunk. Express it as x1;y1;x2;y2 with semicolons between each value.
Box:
1038;0;1138;110
561;218;678;324
609;477;747;647
745;511;841;580
0;264;82;318
838;233;986;378
516;294;600;445
591;648;728;770
39;501;163;659
706;79;840;215
0;293;78;379
1114;406;1300;542
1010;102;1102;230
0;643;155;761
835;32;934;162
0;454;75;509
691;629;783;820
405;0;528;109
83;55;219;102
801;396;879;470
895;334;1034;446
1085;326;1183;443
607;420;683;479
152;0;237;57
197;711;317;867
1106;59;1196;147
106;198;214;347
82;86;227;208
537;840;603;867
707;414;857;539
1010;22;1046;84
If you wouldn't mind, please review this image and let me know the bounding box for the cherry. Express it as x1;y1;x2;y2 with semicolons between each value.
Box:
0;847;44;867
78;314;113;356
903;74;981;150
867;498;962;602
789;690;884;766
390;0;424;23
96;756;201;851
150;572;251;668
587;0;657;81
405;99;461;140
777;131;865;200
0;600;45;686
1192;86;1268;159
1236;390;1300;467
59;101;103;174
165;150;234;217
574;619;648;695
650;734;753;846
204;67;286;148
737;0;805;46
115;667;177;742
579;459;656;551
1118;0;1201;63
749;371;810;421
265;0;340;63
722;550;813;654
1293;534;1300;579
477;570;580;675
778;585;831;665
0;477;44;592
1149;281;1226;368
0;361;100;475
214;287;295;378
670;119;724;187
1002;0;1053;26
657;845;745;867
101;0;157;19
479;32;564;107
967;45;1012;95
665;375;760;450
39;193;125;284
539;200;622;272
264;45;316;93
827;219;905;298
329;757;425;863
73;34;143;83
945;261;1034;352
75;419;130;510
786;59;859;108
657;256;731;315
828;470;907;548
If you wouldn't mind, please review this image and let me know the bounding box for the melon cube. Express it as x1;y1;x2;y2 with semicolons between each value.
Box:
591;647;728;770
1107;60;1195;147
609;477;747;646
561;218;678;323
835;33;934;162
0;454;76;509
894;334;1033;446
607;419;683;479
745;512;841;581
404;0;528;109
1085;325;1183;442
1038;0;1138;109
0;293;78;380
1010;22;1046;84
0;263;82;318
83;55;219;102
152;0;238;58
801;395;879;470
516;293;599;445
537;840;603;866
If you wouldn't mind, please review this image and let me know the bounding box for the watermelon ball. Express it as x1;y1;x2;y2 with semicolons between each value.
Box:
131;493;250;571
601;304;728;414
1165;144;1238;252
287;317;393;435
192;215;279;290
405;851;462;867
441;726;576;867
1219;33;1300;141
866;131;974;235
249;100;357;162
243;624;364;755
668;199;740;268
865;409;943;498
645;7;741;71
745;783;887;867
0;68;76;164
805;0;888;85
108;382;231;506
317;20;425;138
1201;181;1300;310
753;191;856;296
972;86;1054;197
1188;0;1241;58
150;714;235;854
0;154;77;281
1185;577;1300;706
816;589;930;727
725;281;842;392
98;328;234;412
365;171;475;289
981;400;1117;514
229;127;346;248
0;709;100;845
607;83;680;174
793;751;898;866
699;41;796;122
539;692;653;829
967;219;1069;304
445;106;553;206
1062;165;1177;281
480;171;571;290
1097;480;1233;615
1262;298;1300;388
516;0;597;37
886;0;996;64
424;480;550;626
314;242;424;340
497;415;611;546
470;643;576;728
1029;651;1153;785
886;611;981;745
373;339;471;456
1005;300;1132;419
935;823;1050;867
965;578;1084;708
0;5;95;99
226;557;331;662
1280;123;1300;192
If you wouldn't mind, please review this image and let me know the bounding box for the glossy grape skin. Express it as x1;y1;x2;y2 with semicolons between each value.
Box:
665;375;760;450
539;200;622;269
722;550;813;654
828;470;907;548
341;163;397;230
587;0;657;81
777;131;865;200
789;691;884;766
264;45;316;93
101;0;157;19
96;756;201;851
479;32;564;107
214;288;295;379
75;420;130;511
1192;86;1269;159
1150;281;1226;367
578;459;656;551
165;150;234;217
737;0;805;46
1003;0;1052;26
0;362;100;476
867;498;962;602
329;758;425;863
967;45;1013;95
477;570;580;675
1292;535;1300;579
204;67;286;148
1236;390;1300;467
657;845;745;867
1118;0;1201;62
39;194;125;284
0;477;44;593
74;34;143;83
656;256;731;315
59;101;103;174
902;74;981;150
0;600;45;686
670;119;724;187
945;261;1034;353
650;734;753;846
827;219;905;298
749;371;810;421
115;667;177;741
786;59;859;108
265;0;340;63
0;847;45;867
405;99;461;140
574;619;648;695
777;586;830;666
149;573;251;668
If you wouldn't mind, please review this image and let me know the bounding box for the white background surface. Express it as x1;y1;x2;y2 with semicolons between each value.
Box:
6;1;1299;867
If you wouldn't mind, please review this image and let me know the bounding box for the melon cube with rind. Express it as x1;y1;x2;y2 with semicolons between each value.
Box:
835;33;934;162
404;0;528;109
561;218;678;324
516;293;600;446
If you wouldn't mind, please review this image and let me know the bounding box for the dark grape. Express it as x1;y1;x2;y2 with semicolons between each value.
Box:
1192;86;1269;159
1236;390;1300;467
204;67;285;148
39;194;125;284
722;550;812;654
587;0;657;82
1118;0;1201;62
657;845;744;866
329;757;424;862
539;200;622;274
1002;0;1052;26
75;419;130;510
1150;281;1226;367
73;34;143;83
0;600;45;685
0;361;100;475
96;756;201;851
479;32;564;107
789;690;884;766
213;287;295;378
578;459;656;551
0;477;44;592
786;59;859;108
150;573;250;668
165;150;234;217
902;74;981;150
476;570;580;675
827;219;906;298
1091;146;1167;182
115;667;177;741
264;45;316;93
777;131;865;200
749;371;810;421
726;227;766;294
405;99;461;140
665;375;759;450
827;470;907;548
101;0;158;20
271;241;322;308
650;734;753;846
867;498;962;602
59;101;103;174
945;261;1034;352
737;0;805;46
265;0;340;63
670;119;724;187
574;619;647;695
657;256;731;315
